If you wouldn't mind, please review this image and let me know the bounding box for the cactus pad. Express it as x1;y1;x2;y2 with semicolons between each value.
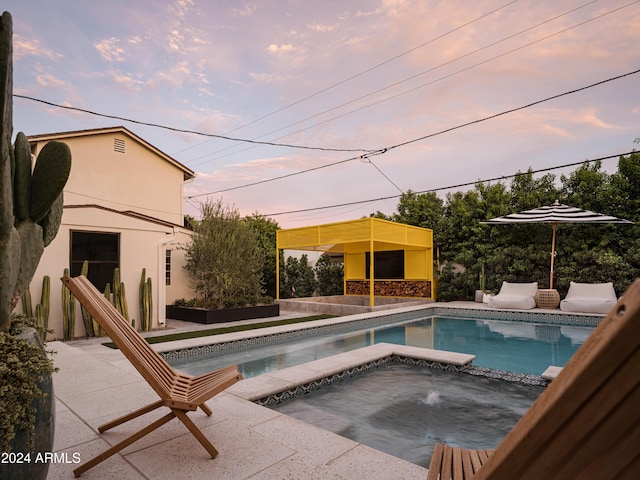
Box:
13;219;44;300
13;131;31;221
29;140;71;222
40;191;63;247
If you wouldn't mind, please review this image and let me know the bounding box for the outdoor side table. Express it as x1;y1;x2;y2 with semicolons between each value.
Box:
535;289;560;309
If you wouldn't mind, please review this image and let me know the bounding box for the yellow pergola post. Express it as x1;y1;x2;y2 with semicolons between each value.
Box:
369;221;375;307
275;244;280;300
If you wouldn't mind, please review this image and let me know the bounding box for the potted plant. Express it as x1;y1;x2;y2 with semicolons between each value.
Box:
474;262;493;303
167;295;279;324
0;11;72;480
172;199;279;324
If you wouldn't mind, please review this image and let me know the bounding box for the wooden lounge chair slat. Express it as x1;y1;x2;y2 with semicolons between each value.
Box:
61;275;242;477
468;449;482;472
452;447;463;479
441;445;453;480
427;444;444;480
460;449;474;477
426;278;640;480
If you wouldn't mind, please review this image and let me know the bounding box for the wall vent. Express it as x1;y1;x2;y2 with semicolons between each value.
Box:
114;138;125;154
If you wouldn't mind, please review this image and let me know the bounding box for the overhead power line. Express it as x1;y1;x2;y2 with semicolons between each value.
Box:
386;69;640;151
262;151;637;217
193;0;608;166
12;94;374;155
177;0;519;159
228;0;520;134
187;67;640;198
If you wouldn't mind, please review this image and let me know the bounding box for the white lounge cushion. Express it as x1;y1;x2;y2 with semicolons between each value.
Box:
488;281;538;310
560;282;617;314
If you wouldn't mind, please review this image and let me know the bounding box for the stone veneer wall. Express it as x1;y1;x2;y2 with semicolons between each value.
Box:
346;280;431;298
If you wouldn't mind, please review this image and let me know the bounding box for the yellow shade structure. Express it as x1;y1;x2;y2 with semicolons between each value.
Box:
276;218;434;307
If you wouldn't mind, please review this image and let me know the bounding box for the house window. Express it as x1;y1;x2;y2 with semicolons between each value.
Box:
113;138;125;154
165;250;171;286
70;231;120;291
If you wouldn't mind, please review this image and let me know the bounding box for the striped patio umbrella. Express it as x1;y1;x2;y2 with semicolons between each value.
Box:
481;201;633;289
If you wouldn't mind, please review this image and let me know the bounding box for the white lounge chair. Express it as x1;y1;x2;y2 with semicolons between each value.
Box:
487;281;538;310
560;281;617;314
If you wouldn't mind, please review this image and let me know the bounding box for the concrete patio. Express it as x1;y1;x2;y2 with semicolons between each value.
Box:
45;302;578;479
46;308;441;479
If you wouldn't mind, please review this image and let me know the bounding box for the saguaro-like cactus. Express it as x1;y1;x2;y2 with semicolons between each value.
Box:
21;287;32;317
110;267;130;322
61;268;75;340
20;275;50;339
34;275;50;340
0;12;71;331
139;268;153;331
78;260;96;337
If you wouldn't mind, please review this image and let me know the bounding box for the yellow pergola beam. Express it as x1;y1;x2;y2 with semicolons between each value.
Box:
277;217;432;251
276;218;434;304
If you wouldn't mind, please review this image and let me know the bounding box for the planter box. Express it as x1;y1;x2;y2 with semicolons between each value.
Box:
166;303;280;324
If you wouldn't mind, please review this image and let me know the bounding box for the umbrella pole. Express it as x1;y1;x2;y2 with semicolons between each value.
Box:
550;223;557;289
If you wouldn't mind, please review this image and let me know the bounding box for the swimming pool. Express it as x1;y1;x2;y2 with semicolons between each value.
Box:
169;313;594;378
271;363;542;468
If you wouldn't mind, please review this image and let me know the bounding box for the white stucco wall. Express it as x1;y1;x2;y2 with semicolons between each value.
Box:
23;207;183;341
19;128;200;340
165;229;195;304
31;130;188;226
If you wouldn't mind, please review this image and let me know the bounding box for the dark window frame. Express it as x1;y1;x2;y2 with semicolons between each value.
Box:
70;230;120;291
365;250;405;279
165;249;171;286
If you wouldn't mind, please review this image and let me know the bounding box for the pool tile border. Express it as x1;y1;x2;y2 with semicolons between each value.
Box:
160;305;600;362
254;353;548;408
434;306;602;326
160;309;425;361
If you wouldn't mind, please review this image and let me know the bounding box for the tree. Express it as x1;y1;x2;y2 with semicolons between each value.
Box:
281;254;317;298
244;213;279;298
315;253;344;296
184;200;264;308
393;190;446;245
381;158;640;300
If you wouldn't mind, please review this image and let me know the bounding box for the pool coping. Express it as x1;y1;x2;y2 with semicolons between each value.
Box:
157;302;601;363
237;343;550;409
159;303;580;409
226;343;476;403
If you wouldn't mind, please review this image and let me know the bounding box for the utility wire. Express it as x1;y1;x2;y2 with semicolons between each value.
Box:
386;69;640;151
363;157;405;194
13;0;519;162
177;0;519;159
192;0;605;166
226;0;520;134
14;0;630;165
187;67;640;198
12;94;375;154
186;149;387;198
262;151;636;217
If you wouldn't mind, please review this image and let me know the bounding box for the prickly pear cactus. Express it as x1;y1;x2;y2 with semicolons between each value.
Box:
0;11;71;331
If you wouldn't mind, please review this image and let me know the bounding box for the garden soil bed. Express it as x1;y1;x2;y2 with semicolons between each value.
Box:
166;304;280;324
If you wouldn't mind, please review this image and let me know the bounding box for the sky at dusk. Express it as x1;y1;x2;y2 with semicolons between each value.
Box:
5;0;640;228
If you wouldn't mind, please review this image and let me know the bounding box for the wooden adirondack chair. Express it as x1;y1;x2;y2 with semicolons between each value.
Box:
61;275;243;477
427;278;640;480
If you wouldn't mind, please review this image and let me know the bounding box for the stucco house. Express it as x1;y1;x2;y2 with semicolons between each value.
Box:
22;126;197;340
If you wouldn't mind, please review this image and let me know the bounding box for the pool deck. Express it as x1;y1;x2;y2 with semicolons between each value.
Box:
45;302;586;479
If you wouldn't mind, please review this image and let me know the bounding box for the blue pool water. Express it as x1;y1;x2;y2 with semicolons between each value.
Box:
170;315;593;377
